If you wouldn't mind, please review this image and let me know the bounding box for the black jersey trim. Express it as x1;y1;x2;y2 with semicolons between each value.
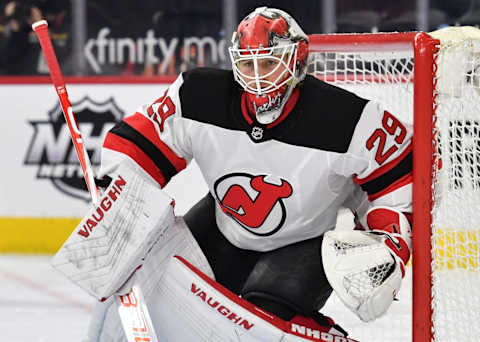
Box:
274;75;367;152
178;69;367;152
179;68;240;131
109;121;178;182
360;150;412;195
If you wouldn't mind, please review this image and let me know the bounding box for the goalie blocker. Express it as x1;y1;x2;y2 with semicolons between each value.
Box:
52;163;176;300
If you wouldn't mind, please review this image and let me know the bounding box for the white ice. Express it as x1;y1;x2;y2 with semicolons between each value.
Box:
0;254;95;342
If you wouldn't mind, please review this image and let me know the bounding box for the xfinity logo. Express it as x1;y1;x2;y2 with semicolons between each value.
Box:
84;27;227;74
24;97;124;201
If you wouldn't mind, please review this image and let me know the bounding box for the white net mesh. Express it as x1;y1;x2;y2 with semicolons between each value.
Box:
309;44;413;341
308;30;480;342
308;48;414;124
430;31;480;342
344;261;395;302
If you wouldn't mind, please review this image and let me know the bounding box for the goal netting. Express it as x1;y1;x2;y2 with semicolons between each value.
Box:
307;28;480;342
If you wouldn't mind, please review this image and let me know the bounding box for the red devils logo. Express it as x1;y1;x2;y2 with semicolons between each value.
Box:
214;173;293;236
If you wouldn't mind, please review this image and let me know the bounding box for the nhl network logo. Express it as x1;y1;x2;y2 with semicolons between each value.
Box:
24;97;124;201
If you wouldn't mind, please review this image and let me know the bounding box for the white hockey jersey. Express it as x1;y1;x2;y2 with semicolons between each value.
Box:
100;68;413;252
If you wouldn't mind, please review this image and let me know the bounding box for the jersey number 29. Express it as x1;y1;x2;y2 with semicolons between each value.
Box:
147;90;176;132
366;111;407;165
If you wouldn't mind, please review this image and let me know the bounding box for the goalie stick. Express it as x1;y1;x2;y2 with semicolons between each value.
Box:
32;20;159;342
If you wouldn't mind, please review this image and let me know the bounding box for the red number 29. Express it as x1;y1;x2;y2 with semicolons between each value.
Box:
366;111;406;165
147;90;176;132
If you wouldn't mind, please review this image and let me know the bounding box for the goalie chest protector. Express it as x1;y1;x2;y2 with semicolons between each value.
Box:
173;68;370;252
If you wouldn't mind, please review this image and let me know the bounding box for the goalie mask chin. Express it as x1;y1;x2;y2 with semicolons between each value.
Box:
244;84;294;124
229;7;309;124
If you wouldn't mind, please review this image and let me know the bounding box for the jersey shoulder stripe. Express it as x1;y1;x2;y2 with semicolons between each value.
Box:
103;132;167;186
107;120;180;184
123;114;187;172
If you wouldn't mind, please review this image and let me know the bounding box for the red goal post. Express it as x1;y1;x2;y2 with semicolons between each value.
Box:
307;31;480;342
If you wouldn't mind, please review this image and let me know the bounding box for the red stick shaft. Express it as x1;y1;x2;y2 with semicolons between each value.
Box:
32;20;100;204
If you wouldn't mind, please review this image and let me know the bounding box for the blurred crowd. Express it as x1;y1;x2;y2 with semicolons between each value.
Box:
0;0;478;76
0;0;68;75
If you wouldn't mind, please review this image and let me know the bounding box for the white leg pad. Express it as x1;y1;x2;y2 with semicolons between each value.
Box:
87;219;358;341
148;256;357;341
85;217;213;342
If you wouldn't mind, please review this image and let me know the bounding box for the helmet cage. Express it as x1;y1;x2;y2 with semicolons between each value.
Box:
229;42;299;96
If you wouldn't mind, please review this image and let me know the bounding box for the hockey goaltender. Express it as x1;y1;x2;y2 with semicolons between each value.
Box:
53;6;413;342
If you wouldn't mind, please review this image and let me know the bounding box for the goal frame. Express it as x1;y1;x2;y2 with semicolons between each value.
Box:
308;32;440;342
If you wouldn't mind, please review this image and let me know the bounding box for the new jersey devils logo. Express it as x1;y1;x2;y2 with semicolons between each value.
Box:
214;173;293;236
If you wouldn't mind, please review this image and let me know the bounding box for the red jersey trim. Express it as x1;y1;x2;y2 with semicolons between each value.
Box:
103;132;167;187
367;172;412;201
355;143;413;185
240;93;254;125
123;113;187;172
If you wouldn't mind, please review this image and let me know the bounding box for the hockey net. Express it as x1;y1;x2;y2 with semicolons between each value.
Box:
307;29;480;342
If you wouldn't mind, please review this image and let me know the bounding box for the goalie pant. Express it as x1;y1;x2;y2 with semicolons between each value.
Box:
85;217;358;342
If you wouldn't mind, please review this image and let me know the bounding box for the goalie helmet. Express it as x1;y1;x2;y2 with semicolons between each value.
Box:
229;7;309;124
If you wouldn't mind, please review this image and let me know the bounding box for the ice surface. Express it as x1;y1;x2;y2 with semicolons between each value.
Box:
0;255;95;342
0;254;412;341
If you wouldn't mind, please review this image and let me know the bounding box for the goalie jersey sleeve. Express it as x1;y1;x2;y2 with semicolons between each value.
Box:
100;74;190;187
331;100;413;213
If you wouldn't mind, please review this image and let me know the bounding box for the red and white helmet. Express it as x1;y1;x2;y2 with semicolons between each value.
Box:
229;7;309;124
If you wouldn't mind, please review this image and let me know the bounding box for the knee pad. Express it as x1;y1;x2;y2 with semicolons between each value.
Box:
136;217;214;298
88;218;214;342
